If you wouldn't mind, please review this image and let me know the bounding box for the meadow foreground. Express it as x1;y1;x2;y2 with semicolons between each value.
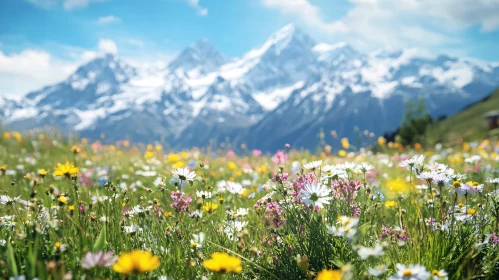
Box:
1;132;499;279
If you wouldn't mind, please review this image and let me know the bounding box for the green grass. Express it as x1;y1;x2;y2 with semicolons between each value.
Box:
425;88;499;145
1;123;499;279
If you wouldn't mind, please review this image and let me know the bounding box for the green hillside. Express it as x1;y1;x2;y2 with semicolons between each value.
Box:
425;88;499;145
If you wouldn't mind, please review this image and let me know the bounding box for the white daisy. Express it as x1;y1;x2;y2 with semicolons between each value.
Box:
299;182;331;209
368;264;388;277
357;243;384;260
399;155;425;170
217;180;228;193
322;165;348;180
486;178;499;184
432;173;450;186
224;220;248;240
357;163;374;173
123;224;143;234
190;210;203;219
389;263;430;280
226;182;244;194
228;208;249;218
0;195;21;205
304;160;322;170
196;190;212;199
417;172;435;181
340;162;357;171
190;232;205;249
172;168;196;182
464;155;481;164
327;216;359;239
431;269;448;279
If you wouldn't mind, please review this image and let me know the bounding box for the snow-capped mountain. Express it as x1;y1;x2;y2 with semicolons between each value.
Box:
168;39;228;74
1;24;498;150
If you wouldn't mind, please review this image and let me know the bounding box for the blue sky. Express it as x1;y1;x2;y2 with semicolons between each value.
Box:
1;0;499;96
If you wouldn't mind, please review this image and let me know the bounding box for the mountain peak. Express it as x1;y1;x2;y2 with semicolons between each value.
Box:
189;38;216;51
168;39;227;73
244;23;316;61
267;23;315;50
273;23;297;38
72;53;133;78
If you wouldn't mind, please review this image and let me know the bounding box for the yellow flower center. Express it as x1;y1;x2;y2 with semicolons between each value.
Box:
467;209;476;215
403;269;413;277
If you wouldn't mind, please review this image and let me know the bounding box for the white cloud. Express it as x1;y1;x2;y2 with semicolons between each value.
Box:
262;0;498;51
388;0;499;32
182;0;208;16
0;49;78;96
98;39;118;54
27;0;108;10
261;0;347;33
97;15;121;24
0;39;119;96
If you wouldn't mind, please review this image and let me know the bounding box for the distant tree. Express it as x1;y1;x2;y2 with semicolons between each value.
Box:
397;97;433;146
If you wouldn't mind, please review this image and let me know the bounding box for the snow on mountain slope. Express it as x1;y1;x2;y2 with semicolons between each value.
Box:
1;24;498;150
242;47;499;151
167;39;228;74
253;81;305;111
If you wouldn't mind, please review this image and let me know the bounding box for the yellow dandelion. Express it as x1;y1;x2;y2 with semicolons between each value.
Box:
260;165;267;173
173;161;185;168
338;150;347;157
53;162;79;178
202;202;219;213
13;132;22;142
163;211;172;218
341;138;350;149
167;153;180;163
58;196;69;205
203;252;242;274
317;269;342;280
228;162;237;170
385;200;397;208
144;151;155;159
385;179;411;194
241;188;251;198
38;168;49;177
112;250;160;275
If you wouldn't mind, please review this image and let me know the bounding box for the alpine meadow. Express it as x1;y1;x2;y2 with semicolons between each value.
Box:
1;0;499;280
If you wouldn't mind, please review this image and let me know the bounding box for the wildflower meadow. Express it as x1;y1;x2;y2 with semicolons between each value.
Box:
1;131;499;280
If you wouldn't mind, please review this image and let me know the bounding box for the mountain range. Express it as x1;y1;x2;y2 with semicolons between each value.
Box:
1;24;498;151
